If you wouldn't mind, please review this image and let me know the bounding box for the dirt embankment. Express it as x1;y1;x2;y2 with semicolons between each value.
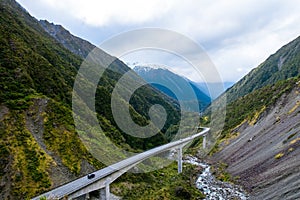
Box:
212;86;300;200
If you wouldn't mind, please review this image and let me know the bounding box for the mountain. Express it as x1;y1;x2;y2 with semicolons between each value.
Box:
39;20;131;76
133;64;211;112
38;19;182;140
0;0;181;198
39;20;94;59
6;0;300;199
224;36;300;103
204;36;300;199
39;20;180;120
212;77;300;200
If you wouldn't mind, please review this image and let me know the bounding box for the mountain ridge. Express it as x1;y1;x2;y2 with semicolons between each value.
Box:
212;76;300;199
39;20;95;59
133;64;211;112
204;35;300;199
0;0;182;198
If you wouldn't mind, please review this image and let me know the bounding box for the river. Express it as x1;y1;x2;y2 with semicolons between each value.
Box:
184;156;248;200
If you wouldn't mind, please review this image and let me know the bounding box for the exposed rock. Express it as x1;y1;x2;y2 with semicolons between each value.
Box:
185;156;248;200
213;86;300;199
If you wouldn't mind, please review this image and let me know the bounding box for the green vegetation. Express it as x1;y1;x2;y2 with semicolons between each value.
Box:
39;19;95;59
111;162;205;200
210;162;238;183
209;77;299;155
43;99;105;174
0;110;52;198
223;78;297;135
0;0;184;199
7;0;300;198
0;0;179;151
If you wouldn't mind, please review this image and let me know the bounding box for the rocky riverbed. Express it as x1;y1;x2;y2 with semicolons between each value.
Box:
184;156;248;200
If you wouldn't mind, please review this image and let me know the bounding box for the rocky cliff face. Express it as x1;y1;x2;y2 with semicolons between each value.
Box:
39;20;95;59
213;80;300;199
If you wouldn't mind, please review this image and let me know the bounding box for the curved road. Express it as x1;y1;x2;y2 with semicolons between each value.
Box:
32;127;209;200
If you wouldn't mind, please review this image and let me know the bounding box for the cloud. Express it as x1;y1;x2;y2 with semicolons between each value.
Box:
162;0;297;40
16;0;300;83
18;0;175;26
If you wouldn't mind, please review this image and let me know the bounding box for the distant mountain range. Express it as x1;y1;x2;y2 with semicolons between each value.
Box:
133;64;211;112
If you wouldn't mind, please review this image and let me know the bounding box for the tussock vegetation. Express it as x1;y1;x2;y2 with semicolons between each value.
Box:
274;152;284;159
0;110;52;198
111;162;205;200
209;77;299;155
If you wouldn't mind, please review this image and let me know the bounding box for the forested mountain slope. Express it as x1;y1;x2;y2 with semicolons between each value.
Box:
0;0;180;198
133;65;211;112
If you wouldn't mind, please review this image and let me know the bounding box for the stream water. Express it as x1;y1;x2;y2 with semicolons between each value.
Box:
184;156;248;200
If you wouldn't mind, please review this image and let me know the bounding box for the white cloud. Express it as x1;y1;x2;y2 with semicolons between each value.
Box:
16;0;300;83
19;0;176;26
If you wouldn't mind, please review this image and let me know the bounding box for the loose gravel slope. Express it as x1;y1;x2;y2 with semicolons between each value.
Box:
213;84;300;200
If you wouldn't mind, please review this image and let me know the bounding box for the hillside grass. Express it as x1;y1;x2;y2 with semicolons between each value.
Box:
111;162;205;200
0;110;52;198
0;96;107;198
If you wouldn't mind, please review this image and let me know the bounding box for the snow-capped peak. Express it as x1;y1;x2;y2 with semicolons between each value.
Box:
128;62;169;73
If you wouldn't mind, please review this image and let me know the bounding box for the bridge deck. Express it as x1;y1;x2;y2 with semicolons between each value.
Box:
32;127;209;200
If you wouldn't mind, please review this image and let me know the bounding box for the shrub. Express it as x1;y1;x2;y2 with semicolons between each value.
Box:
275;152;284;159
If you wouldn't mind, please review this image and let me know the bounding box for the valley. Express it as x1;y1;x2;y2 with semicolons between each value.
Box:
1;0;300;199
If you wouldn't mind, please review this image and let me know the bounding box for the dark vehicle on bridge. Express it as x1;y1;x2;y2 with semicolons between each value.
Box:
87;174;95;179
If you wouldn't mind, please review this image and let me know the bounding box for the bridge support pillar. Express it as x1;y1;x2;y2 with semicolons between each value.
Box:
177;146;182;173
99;177;111;200
203;135;206;149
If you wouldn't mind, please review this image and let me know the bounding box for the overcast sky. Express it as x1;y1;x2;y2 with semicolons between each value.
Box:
16;0;300;83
